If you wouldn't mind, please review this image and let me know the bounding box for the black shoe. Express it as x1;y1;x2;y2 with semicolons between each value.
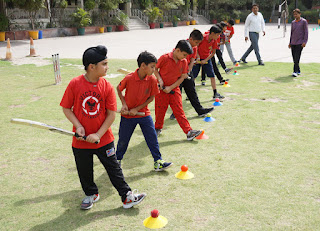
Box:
258;62;265;66
155;129;162;137
240;58;248;64
213;92;225;99
219;79;230;85
198;107;214;117
225;68;232;74
169;113;176;120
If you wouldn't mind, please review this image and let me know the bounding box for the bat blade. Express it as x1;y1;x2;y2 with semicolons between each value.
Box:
11;118;75;136
117;68;131;75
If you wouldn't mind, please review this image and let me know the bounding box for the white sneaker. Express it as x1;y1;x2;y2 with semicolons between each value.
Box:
292;72;298;77
123;190;146;209
80;194;100;210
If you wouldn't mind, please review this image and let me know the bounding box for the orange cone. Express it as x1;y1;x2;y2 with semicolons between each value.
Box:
27;37;37;57
5;38;12;60
195;130;209;140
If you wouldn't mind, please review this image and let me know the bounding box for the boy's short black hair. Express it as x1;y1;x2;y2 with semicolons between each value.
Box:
210;25;222;34
175;40;193;54
219;21;227;28
137;51;157;67
252;3;259;8
189;29;203;41
228;19;235;26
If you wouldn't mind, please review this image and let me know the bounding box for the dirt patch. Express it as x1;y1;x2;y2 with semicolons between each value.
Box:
261;77;279;83
304;120;320;124
297;80;318;88
224;92;241;96
309;104;320;110
9;104;25;108
31;95;42;102
11;57;52;67
244;98;287;103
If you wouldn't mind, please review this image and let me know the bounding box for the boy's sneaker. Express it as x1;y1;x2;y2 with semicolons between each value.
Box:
292;72;298;77
219;79;229;85
213;92;225;99
187;129;203;141
201;80;206;86
297;72;301;75
240;58;248;64
155;129;162;137
225;68;232;74
169;113;176;120
123;190;146;209
154;159;173;171
198;107;214;117
80;194;100;210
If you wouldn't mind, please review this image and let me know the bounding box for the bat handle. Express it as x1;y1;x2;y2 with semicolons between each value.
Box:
75;133;99;144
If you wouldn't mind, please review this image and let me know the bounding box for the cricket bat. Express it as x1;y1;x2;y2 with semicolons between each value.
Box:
117;110;145;116
11;118;99;144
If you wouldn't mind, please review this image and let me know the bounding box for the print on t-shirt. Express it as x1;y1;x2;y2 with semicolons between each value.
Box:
80;91;103;118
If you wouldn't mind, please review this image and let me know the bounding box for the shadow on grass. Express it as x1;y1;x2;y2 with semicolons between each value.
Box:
274;75;295;83
35;83;58;89
30;206;140;231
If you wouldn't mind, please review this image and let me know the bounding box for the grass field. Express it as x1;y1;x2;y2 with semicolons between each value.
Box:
1;59;320;230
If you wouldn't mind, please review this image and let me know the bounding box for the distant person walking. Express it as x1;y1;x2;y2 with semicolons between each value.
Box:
240;4;266;65
288;8;308;77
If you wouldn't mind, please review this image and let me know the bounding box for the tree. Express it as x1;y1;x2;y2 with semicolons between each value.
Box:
98;0;121;25
12;0;45;30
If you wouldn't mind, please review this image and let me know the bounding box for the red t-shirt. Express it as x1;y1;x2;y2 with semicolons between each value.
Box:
156;52;188;89
186;46;197;65
225;26;234;42
118;69;159;118
60;75;117;149
197;33;215;59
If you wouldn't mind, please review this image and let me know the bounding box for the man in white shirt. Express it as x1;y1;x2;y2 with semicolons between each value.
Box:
240;4;266;65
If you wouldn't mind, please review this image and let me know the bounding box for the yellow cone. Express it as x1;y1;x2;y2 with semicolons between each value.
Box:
143;210;168;229
222;81;230;87
175;165;194;179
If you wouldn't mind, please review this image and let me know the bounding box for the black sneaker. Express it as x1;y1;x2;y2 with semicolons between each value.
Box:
213;92;225;99
154;159;173;171
258;62;265;66
155;129;162;137
225;68;232;74
240;58;248;64
201;80;206;86
219;79;230;85
187;129;203;141
169;113;176;120
198;107;214;117
80;194;100;210
123;190;146;209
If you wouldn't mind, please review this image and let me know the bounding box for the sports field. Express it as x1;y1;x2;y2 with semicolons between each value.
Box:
1;57;320;230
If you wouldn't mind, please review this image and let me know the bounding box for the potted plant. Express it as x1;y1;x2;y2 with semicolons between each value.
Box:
0;13;9;42
99;0;119;33
12;0;44;39
145;7;162;29
172;15;180;27
71;8;92;35
116;12;128;31
233;10;241;24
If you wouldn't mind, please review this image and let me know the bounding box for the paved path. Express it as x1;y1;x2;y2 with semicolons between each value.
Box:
1;23;319;65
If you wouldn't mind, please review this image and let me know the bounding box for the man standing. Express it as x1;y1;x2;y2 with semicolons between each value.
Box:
288;9;308;77
240;4;266;65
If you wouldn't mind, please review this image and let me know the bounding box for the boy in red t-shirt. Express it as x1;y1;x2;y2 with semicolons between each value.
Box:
154;40;202;140
116;51;172;171
192;25;224;99
60;45;146;210
221;19;237;64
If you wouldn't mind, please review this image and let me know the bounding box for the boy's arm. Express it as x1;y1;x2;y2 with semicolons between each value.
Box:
86;109;116;143
129;95;155;116
202;50;215;64
164;74;188;93
62;107;85;140
154;69;164;89
116;85;129;113
188;57;195;73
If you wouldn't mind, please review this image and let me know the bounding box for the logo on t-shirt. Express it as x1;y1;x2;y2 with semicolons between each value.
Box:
82;95;100;116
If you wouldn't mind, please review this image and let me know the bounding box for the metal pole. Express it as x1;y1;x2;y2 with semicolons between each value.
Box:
295;0;298;9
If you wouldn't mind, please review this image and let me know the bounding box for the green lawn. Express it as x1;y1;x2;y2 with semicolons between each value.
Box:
1;59;320;230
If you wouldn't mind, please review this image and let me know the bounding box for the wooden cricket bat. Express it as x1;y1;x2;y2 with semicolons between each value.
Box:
11;118;99;144
117;68;131;75
117;110;145;116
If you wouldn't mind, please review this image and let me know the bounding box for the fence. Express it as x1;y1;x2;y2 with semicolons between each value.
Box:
131;9;149;25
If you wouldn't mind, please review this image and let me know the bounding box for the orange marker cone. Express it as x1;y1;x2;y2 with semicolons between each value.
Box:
195;130;209;139
27;37;37;57
235;62;240;67
175;165;194;179
5;38;12;60
143;209;168;229
222;81;230;87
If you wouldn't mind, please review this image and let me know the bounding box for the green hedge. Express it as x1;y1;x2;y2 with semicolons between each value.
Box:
302;10;319;23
